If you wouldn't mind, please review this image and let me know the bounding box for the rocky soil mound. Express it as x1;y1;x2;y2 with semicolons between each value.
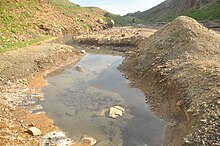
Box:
120;16;220;146
72;27;156;52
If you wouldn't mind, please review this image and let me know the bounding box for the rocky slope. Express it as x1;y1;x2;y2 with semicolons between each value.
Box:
126;0;220;22
0;0;110;53
120;16;220;145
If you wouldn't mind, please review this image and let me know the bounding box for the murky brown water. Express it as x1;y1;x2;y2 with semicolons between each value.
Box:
36;53;165;146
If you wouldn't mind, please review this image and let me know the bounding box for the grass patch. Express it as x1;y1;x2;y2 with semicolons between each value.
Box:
104;13;145;26
184;2;220;20
48;0;82;11
153;2;220;23
0;35;51;54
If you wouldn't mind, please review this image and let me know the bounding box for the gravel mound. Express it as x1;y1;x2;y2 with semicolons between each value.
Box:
120;16;220;146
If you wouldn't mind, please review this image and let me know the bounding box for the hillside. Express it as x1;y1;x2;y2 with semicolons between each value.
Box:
0;0;111;53
126;0;220;23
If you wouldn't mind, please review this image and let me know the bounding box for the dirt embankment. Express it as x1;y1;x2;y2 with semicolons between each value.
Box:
0;42;83;145
0;43;82;82
72;27;157;52
120;16;220;146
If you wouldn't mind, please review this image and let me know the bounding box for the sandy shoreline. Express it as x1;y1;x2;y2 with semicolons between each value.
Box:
0;42;83;145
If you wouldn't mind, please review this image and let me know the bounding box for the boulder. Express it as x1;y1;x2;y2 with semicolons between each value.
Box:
109;106;125;118
97;18;104;24
107;19;115;28
80;50;86;55
42;131;72;146
75;65;83;72
81;136;97;146
27;127;42;136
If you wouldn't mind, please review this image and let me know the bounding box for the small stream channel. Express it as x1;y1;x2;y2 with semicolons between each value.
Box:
35;52;165;146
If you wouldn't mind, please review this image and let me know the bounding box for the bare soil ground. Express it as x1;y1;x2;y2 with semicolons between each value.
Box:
73;26;157;52
120;16;220;146
0;42;82;145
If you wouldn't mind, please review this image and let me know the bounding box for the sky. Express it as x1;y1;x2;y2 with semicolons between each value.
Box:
70;0;165;15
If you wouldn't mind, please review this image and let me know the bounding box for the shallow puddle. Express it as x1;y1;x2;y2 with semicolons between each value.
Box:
37;53;165;146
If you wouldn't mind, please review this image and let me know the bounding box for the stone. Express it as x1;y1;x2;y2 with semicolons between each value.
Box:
42;131;72;146
80;50;86;55
75;65;83;72
65;110;77;117
107;19;115;28
90;46;100;50
82;136;97;146
109;106;125;118
176;100;183;107
90;46;96;49
97;18;104;24
27;127;42;136
136;32;141;35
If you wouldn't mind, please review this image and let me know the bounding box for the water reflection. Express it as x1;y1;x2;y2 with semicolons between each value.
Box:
38;54;165;146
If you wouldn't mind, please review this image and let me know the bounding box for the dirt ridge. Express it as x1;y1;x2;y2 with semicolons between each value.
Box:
120;16;220;145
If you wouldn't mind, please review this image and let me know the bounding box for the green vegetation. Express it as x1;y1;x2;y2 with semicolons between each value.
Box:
160;2;220;22
47;0;106;19
0;0;39;35
184;2;220;20
0;35;51;54
104;13;145;26
0;0;139;54
0;0;107;53
126;1;220;24
0;0;45;53
48;0;83;14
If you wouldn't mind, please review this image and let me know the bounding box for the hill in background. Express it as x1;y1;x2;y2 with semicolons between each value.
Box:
125;0;220;24
0;0;116;52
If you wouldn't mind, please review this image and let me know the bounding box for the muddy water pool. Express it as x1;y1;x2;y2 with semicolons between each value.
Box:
37;53;165;146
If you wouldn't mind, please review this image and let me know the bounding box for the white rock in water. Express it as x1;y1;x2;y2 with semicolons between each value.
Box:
28;127;42;136
42;131;72;146
75;65;83;72
82;136;97;146
80;50;86;55
109;106;125;118
114;106;125;112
